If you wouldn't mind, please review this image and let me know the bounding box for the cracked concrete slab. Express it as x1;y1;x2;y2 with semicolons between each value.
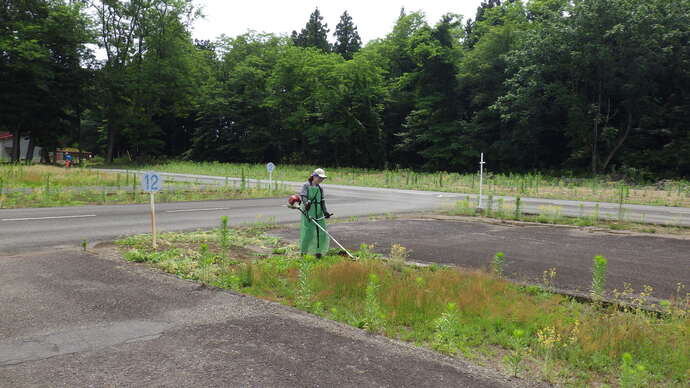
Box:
0;320;173;366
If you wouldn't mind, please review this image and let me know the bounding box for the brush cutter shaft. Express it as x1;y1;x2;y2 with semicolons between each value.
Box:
307;216;355;260
292;206;355;260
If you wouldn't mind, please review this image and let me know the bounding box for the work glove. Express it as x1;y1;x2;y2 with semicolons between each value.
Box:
304;200;311;211
325;212;333;219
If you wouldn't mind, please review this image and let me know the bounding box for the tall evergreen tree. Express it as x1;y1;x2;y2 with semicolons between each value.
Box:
291;8;330;52
397;14;464;170
333;11;361;60
464;0;514;49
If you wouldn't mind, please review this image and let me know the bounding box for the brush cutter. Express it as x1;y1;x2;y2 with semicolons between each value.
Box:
286;195;355;260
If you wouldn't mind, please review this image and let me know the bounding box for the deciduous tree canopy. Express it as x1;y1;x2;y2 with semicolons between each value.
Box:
2;0;689;178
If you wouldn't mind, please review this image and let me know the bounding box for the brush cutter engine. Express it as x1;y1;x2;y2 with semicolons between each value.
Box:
287;194;301;208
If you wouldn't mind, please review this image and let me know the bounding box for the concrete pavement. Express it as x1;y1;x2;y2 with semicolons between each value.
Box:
0;248;529;388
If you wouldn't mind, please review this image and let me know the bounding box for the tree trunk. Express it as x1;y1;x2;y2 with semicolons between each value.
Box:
77;104;83;166
591;91;603;175
601;110;633;172
40;147;50;164
11;127;21;163
106;123;116;164
592;119;599;175
25;136;35;163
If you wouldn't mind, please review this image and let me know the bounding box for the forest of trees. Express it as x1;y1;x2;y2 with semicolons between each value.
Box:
2;0;689;178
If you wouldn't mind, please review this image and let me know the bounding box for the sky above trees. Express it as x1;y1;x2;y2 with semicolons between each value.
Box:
191;0;482;42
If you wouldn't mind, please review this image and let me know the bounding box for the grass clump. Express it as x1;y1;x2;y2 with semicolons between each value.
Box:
362;273;385;333
619;352;651;388
432;302;462;354
295;260;314;311
491;252;506;277
218;216;231;259
388;244;408;272
117;230;689;387
591;255;608;300
503;328;528;377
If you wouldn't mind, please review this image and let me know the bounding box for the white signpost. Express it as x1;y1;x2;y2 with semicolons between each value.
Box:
141;172;162;248
266;162;275;190
478;153;486;210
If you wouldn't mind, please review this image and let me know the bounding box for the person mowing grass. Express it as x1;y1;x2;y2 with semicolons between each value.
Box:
299;168;332;257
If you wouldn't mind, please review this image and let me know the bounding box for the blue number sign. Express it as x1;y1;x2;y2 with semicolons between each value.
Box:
141;172;162;192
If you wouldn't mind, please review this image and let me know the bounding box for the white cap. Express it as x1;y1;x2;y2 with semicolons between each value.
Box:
312;168;327;178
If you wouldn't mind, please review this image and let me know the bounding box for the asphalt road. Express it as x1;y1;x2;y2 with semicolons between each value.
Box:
104;169;690;226
3;170;690;254
274;218;690;299
0;248;527;388
0;185;452;254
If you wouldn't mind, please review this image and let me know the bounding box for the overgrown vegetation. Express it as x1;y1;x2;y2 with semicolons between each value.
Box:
114;161;690;207
591;255;608;301
0;165;290;208
117;222;689;387
448;197;690;235
1;165;129;188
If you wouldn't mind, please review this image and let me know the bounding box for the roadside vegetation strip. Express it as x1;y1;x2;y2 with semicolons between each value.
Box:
0;185;291;209
447;198;690;236
115;161;690;207
0;165;130;188
116;224;689;387
0;165;291;209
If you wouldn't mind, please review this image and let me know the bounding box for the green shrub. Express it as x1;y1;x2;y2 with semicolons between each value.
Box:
492;252;506;277
591;255;608;300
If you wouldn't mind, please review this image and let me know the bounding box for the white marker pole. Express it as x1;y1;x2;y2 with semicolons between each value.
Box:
478;152;485;210
266;162;275;191
150;191;157;249
142;172;161;249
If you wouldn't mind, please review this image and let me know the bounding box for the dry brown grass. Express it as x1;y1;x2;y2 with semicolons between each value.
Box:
313;260;371;300
1;165;125;187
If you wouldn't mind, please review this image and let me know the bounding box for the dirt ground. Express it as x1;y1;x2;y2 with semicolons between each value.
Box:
273;217;690;299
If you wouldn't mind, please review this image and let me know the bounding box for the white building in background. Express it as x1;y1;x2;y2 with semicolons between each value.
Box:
0;132;42;162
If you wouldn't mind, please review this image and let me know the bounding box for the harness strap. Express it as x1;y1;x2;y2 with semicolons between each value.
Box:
308;187;322;249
